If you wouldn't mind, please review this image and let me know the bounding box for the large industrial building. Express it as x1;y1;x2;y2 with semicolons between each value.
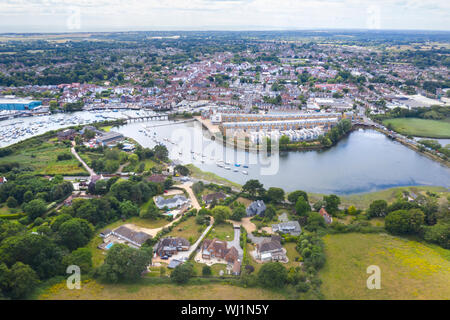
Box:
0;98;42;110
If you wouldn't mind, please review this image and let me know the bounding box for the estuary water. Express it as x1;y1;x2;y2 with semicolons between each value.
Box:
116;120;450;195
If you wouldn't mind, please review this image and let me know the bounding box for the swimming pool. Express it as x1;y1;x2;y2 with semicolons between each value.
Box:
105;243;115;250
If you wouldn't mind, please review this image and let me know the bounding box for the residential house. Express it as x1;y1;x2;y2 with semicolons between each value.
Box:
147;174;167;184
57;128;78;141
96;131;124;146
271;221;302;236
319;207;333;224
202;238;241;274
202;191;227;205
155;195;190;210
112;225;151;248
154;237;190;257
246;200;266;217
256;235;286;262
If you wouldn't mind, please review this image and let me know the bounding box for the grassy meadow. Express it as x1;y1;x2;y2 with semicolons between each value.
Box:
382;117;450;139
319;233;450;300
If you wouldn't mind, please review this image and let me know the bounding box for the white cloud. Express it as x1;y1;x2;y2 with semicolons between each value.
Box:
0;0;448;32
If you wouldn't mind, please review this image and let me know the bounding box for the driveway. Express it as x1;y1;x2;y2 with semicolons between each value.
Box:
227;225;243;259
178;182;201;210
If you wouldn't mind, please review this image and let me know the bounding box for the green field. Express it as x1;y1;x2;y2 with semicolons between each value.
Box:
166;216;205;244
319;233;450;299
0;140;87;176
309;185;449;209
382;117;450;138
38;279;285;300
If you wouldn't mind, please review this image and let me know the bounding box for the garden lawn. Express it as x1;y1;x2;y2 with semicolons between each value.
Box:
207;222;234;241
166;216;205;244
382;117;450;138
319;233;450;299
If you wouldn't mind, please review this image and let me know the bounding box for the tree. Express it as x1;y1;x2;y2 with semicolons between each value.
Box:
347;205;357;216
385;209;424;235
153;144;169;161
367;200;388;218
202;265;212;276
306;212;326;231
0;233;65;279
97;244;152;283
423;223;450;249
264;204;277;220
23;190;34;203
175;165;190;176
323;194;340;215
128;153;139;165
257;262;288;288
295;196;311;216
288;190;308;203
242;179;265;198
267;187;285;203
23;199;47;220
230;205;246;221
211;206;231;224
140;201;160;220
8;262;39;299
119;200;139;218
57;218;94;251
62;248;93;273
6;196;17;208
171;262;195;284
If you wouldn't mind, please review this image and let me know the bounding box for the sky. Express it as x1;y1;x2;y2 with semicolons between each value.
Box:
0;0;449;33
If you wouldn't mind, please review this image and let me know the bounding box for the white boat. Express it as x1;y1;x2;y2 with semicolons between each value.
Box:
225;166;231;170
242;171;248;175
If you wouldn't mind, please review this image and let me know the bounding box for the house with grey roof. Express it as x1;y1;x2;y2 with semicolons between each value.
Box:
154;194;190;210
246;200;266;217
271;221;302;236
154;237;190;257
96;131;124;146
112;225;151;248
255;235;287;262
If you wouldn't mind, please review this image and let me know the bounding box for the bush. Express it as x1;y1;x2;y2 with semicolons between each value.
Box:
171;263;195;284
257;262;288;289
202;265;212;276
296;282;310;293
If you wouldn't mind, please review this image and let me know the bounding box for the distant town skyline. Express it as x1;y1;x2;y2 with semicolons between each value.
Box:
0;0;449;33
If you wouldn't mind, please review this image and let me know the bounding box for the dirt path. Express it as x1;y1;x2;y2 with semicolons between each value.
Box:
177;182;201;210
116;161;130;174
71;141;95;176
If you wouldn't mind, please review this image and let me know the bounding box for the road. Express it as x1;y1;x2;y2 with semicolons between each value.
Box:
71;141;96;177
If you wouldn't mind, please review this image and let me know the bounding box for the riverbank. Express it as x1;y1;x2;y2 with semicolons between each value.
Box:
194;117;449;168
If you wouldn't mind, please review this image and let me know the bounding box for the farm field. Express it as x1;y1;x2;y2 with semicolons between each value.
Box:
382;117;450;138
0;140;87;176
39;279;285;300
319;233;450;299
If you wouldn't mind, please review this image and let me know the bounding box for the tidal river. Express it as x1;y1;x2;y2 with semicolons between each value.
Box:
116;120;450;195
